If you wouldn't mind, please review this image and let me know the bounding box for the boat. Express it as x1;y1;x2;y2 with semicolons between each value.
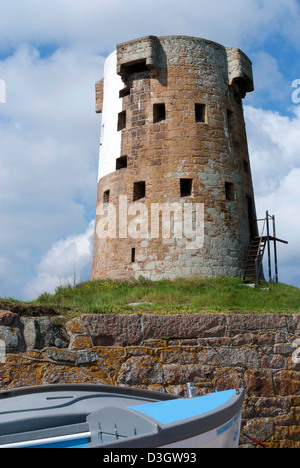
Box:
0;384;244;448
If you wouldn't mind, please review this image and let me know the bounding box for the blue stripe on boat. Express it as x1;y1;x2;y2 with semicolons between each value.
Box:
28;437;90;449
127;390;235;425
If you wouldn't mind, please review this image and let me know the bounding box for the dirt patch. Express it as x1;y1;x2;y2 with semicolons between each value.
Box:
0;300;74;317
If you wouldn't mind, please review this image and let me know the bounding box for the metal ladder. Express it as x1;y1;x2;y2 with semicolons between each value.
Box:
243;236;267;284
243;211;288;285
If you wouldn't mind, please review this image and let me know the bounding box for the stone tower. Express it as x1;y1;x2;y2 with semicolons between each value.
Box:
92;35;258;281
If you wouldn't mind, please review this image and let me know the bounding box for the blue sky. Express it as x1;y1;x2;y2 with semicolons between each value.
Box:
0;0;299;300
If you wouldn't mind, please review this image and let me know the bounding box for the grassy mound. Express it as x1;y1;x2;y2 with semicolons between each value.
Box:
23;276;300;317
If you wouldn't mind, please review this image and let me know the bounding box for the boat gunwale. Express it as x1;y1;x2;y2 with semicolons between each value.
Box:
0;383;177;402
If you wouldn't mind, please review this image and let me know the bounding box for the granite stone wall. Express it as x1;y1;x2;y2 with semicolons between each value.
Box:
1;310;299;448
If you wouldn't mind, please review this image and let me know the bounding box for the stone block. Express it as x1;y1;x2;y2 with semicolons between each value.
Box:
81;314;142;346
244;369;274;396
0;326;25;352
226;47;254;97
142;314;226;340
95;78;104;114
21;317;69;350
0;310;17;326
227;314;287;336
273;371;300;396
117;355;163;386
214;367;243;391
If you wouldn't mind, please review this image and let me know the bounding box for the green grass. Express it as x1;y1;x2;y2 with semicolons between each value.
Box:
29;276;300;317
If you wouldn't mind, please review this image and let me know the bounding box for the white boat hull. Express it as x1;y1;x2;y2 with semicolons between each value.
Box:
162;411;242;448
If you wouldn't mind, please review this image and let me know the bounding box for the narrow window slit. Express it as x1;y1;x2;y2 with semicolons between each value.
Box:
125;60;148;75
116;155;128;170
225;182;235;201
243;160;249;174
227;110;233;131
153;104;166;123
103;190;110;203
118;111;126;131
195;103;206;123
180;179;193;197
131;248;136;263
133;181;146;201
119;87;130;98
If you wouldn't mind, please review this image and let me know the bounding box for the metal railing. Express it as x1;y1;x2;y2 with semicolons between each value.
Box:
255;211;288;285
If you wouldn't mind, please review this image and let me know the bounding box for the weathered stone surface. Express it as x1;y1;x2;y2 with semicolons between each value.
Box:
261;354;287;370
70;335;93;351
81;314;142;346
0;326;25;351
243;418;275;443
66;318;87;335
76;350;98;365
44;348;77;364
162;363;184;385
244;369;274;396
219;347;259;368
117;355;164;386
0;310;16;326
214;367;244;391
0;313;300;447
142;314;226;340
95;78;104;114
286;315;300;334
227;314;287;335
273;371;300;396
66;318;93;350
21;317;69;350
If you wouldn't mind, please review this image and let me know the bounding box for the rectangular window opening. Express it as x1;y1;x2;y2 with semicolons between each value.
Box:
131;248;136;263
125;60;149;75
227;110;234;131
225;182;235;201
103;190;110;203
246;195;254;238
243;160;249;174
153;103;166;123
118;111;126;131
195;103;206;123
180;179;193;197
116;155;128;170
133;181;146;201
119;87;130;98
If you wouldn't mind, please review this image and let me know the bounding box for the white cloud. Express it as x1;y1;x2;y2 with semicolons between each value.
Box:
0;0;299;52
245;105;300;287
246;52;290;107
0;44;102;299
0;45;100;250
255;169;300;287
24;220;95;299
244;105;300;196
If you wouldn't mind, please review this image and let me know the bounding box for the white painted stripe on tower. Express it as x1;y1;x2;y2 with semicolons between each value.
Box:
98;50;123;181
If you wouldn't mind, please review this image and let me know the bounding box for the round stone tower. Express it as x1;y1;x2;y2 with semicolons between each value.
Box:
92;35;258;281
